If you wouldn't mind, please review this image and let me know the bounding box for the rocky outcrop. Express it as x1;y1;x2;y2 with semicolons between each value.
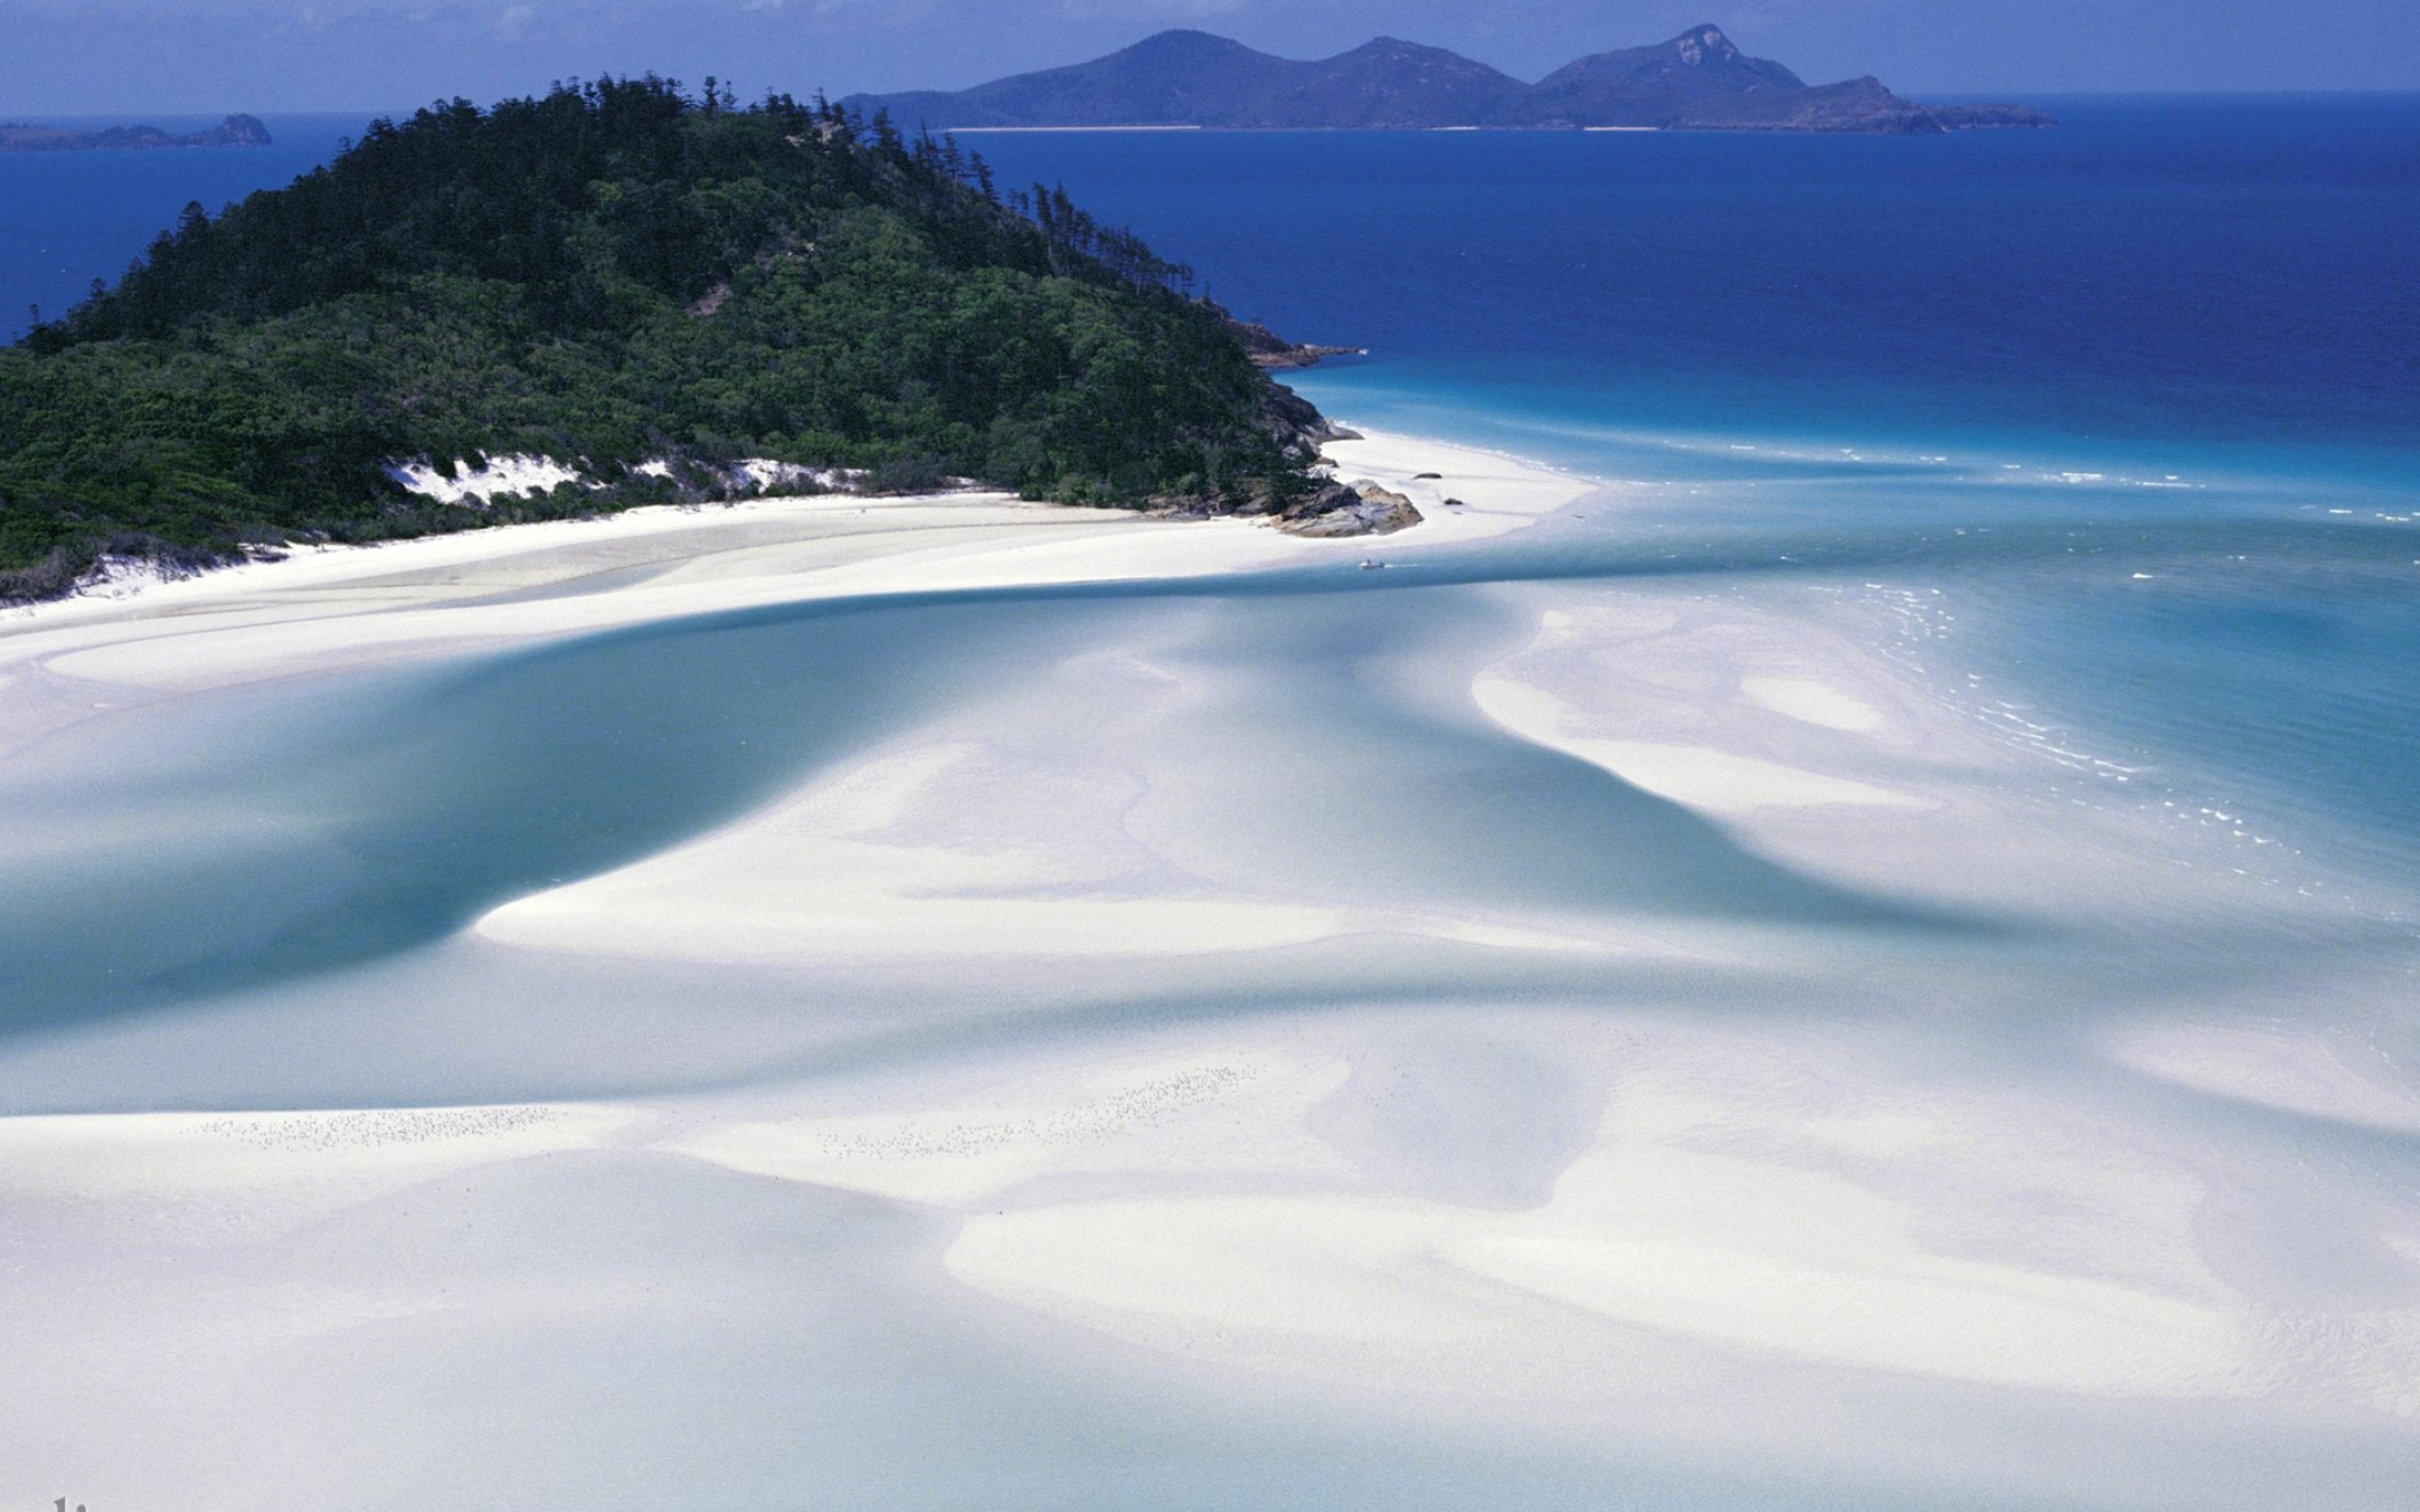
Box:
1270;480;1424;538
1524;23;1807;125
1249;342;1362;369
207;114;273;147
1212;303;1363;369
1208;303;1364;464
1254;374;1357;456
1676;76;1943;133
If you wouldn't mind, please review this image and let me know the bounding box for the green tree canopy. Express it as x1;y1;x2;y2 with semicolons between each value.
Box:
2;77;1315;598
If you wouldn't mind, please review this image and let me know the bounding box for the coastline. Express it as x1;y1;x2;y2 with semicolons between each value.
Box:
3;424;1586;611
4;421;2418;1510
0;427;1592;713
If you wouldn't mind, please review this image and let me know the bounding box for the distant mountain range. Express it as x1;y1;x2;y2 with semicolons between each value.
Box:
0;115;271;152
845;25;2050;135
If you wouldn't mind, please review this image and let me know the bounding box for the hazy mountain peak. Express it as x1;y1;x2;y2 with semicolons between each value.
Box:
1671;26;1741;64
845;24;2050;135
1125;29;1257;59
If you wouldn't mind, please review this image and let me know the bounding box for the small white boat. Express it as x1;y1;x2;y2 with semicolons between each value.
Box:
1358;558;1385;570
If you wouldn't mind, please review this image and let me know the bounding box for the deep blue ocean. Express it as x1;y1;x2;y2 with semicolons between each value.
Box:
5;98;2417;885
0;113;375;339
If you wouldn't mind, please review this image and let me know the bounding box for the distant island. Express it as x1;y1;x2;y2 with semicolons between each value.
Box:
846;25;2052;135
0;114;271;152
0;81;1399;601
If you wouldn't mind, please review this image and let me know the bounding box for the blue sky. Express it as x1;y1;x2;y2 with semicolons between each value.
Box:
6;0;2416;114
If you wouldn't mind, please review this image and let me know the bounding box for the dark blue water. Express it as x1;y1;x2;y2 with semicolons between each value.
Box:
0;112;372;340
964;97;2420;485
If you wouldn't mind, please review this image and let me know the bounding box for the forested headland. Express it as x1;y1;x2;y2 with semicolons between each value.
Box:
1;78;1333;599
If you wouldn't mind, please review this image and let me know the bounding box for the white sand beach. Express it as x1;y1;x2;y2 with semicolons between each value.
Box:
4;428;2418;1511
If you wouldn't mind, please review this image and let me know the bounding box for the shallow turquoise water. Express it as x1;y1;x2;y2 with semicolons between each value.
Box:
0;568;2000;1046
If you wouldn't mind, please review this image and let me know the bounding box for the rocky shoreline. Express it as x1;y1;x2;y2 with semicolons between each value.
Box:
1215;306;1367;369
1222;326;1420;537
1271;479;1423;537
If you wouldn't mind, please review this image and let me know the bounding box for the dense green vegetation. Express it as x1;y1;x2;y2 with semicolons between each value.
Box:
1;77;1318;598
